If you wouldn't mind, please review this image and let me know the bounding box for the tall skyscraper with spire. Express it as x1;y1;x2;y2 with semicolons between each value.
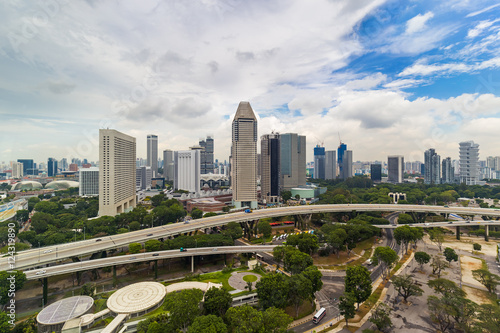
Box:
231;102;258;209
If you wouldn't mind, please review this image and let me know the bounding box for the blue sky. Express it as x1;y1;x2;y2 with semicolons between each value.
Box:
1;0;500;164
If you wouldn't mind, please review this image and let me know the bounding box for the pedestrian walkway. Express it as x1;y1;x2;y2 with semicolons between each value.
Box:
228;271;261;290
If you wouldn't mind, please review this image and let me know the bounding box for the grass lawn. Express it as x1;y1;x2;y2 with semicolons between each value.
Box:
285;299;315;320
243;275;258;282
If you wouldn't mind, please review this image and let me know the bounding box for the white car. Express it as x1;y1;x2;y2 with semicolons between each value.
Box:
36;270;46;275
43;250;52;254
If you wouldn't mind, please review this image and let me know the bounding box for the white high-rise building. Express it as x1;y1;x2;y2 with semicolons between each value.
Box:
387;155;404;183
79;167;99;196
99;129;136;216
11;162;23;179
136;166;152;190
147;134;158;177
174;149;201;193
459;141;480;185
325;151;337;180
231;101;258;209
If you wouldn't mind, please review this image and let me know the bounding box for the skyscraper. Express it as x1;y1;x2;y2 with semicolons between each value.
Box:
340;150;353;179
387;155;404;183
11;162;23;179
441;157;454;184
261;133;280;204
17;159;33;175
424;149;441;184
136;166;152;190
280;133;306;190
47;158;58;177
79;167;99;196
338;142;347;177
314;145;326;180
370;164;382;183
99;129;136;216
231;101;258;209
174;149;201;193
325;151;337;180
147;134;158;177
162;149;174;181
199;136;214;174
459;141;480;185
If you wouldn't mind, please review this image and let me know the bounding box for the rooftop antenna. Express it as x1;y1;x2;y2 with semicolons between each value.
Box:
338;132;342;145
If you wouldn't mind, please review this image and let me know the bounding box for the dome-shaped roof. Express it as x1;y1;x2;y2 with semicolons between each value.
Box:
45;180;79;190
11;181;43;191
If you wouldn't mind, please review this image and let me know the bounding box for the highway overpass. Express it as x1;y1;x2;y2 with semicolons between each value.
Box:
6;204;500;270
25;245;277;280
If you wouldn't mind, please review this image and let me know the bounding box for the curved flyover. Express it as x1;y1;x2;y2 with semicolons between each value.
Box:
25;245;276;280
6;204;500;270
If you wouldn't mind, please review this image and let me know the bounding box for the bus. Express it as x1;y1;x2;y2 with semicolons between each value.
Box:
256;254;263;261
312;307;326;324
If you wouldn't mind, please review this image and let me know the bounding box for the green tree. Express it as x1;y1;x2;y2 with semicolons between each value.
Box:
80;283;96;296
472;268;500;293
391;274;423;302
150;193;165;207
203;287;232;317
283;247;313;274
256;273;289;309
345;265;372;310
397;213;413;224
203;212;218;218
430;255;449;278
163;288;204;332
225;304;263;333
145;239;162;252
191;208;204;220
222;222;243;240
477;303;500;332
369;303;392;332
286;234;319;255
302;266;323;297
0;271;27;305
372;246;398;277
393;225;422;253
328;228;347;258
0;312;11;333
30;212;54;234
129;221;141;231
288;274;313;318
339;292;356;327
427;295;453;333
188;315;227;333
473;243;482;251
262;307;293;333
129;242;142;254
443;247;458;264
15;209;29;223
427;278;465;297
222;205;231;213
27;197;40;212
414;252;431;270
257;220;272;240
429;229;445;252
281;191;292;202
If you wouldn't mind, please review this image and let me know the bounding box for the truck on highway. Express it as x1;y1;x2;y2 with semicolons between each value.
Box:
244;209;252;213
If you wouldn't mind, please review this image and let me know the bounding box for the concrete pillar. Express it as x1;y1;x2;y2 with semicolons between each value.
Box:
191;256;194;273
42;277;48;307
113;266;117;287
485;225;489;241
456;226;460;240
154;260;158;279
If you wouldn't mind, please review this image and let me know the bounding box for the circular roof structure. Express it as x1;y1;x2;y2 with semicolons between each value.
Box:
37;296;94;325
45;180;79;190
11;181;43;191
107;282;166;315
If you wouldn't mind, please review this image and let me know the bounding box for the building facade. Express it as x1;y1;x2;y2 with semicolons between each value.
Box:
47;158;58;177
11;162;23;179
340;150;353;180
231;101;258;209
325;150;337;180
441;157;454;184
260;133;280;204
424;148;441;184
313;145;326;180
370;164;382;183
162;149;174;181
387;155;404;183
174;150;201;193
79;167;99;196
199;136;214;174
459;141;480;185
338;142;347;178
99;129;136;216
147;134;158;177
17;159;33;176
136;166;152;190
280;133;306;190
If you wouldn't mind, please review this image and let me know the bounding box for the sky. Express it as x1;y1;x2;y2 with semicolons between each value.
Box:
1;0;500;165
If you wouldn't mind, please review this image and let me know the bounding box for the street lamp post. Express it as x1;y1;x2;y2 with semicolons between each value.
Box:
84;226;86;241
38;242;40;262
74;230;76;242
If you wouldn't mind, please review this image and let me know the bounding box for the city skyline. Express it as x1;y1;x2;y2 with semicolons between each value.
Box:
2;1;500;162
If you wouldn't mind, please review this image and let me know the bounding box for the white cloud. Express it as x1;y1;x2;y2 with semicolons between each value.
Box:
405;12;434;35
467;19;498;38
399;56;500;77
